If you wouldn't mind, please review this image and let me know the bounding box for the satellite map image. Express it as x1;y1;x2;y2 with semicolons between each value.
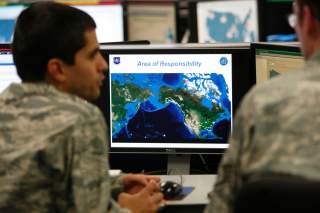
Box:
111;72;231;143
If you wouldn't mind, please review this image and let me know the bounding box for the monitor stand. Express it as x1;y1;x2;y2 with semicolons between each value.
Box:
167;154;190;175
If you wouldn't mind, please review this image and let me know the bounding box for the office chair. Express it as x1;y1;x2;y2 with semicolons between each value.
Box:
233;174;320;213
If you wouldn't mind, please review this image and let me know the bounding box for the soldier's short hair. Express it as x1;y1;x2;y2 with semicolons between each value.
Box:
297;0;320;21
12;1;96;82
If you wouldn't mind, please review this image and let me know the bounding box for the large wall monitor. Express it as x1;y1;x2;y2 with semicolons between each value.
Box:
0;2;124;44
98;45;254;155
0;4;26;43
253;43;304;85
258;0;295;41
71;3;124;43
0;44;21;93
127;2;177;44
196;0;259;43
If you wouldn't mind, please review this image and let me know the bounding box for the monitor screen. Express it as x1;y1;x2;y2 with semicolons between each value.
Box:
98;46;254;154
0;4;26;43
127;2;177;44
0;45;21;93
196;0;259;43
254;43;304;85
72;3;124;43
258;0;295;41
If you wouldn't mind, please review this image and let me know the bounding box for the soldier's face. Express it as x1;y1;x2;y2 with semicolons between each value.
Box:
62;29;108;101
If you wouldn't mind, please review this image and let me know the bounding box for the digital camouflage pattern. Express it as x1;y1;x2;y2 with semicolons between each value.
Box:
0;83;130;213
205;51;320;213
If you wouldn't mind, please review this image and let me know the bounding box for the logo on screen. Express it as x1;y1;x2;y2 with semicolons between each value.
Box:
113;57;120;65
220;57;228;66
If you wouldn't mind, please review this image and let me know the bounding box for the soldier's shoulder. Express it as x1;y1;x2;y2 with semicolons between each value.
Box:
251;69;305;99
53;93;103;123
238;68;307;114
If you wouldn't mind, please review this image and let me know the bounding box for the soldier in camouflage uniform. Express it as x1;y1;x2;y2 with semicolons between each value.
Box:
0;2;163;213
205;0;320;213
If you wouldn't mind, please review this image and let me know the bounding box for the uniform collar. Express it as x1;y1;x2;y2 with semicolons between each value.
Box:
2;82;74;101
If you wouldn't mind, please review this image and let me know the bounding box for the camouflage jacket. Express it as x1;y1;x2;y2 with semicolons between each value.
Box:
205;51;320;213
0;83;130;213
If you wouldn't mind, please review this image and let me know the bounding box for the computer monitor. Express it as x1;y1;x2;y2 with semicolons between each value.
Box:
97;45;253;173
195;0;259;43
0;4;26;43
258;0;295;41
68;2;124;43
126;1;178;44
0;2;124;44
253;43;304;85
0;44;21;93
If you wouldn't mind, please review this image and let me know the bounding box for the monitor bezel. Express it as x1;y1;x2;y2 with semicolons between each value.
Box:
98;47;254;154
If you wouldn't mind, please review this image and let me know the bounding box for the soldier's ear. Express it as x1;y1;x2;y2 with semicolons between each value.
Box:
46;58;67;84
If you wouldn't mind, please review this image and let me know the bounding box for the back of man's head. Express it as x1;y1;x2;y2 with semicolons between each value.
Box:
12;1;96;82
297;0;320;20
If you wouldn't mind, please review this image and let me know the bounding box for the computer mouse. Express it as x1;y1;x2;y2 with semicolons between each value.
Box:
160;181;183;199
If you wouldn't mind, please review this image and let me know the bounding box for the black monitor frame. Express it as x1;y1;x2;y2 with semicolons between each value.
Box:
123;0;179;43
97;47;254;154
251;42;302;84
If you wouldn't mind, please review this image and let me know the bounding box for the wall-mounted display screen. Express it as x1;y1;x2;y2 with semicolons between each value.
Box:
0;4;25;43
73;3;124;43
127;2;177;44
197;0;259;43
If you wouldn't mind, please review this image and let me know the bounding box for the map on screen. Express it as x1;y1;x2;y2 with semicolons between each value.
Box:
109;54;232;148
112;72;231;141
197;0;258;43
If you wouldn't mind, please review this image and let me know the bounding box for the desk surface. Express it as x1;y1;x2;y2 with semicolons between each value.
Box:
160;175;216;206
